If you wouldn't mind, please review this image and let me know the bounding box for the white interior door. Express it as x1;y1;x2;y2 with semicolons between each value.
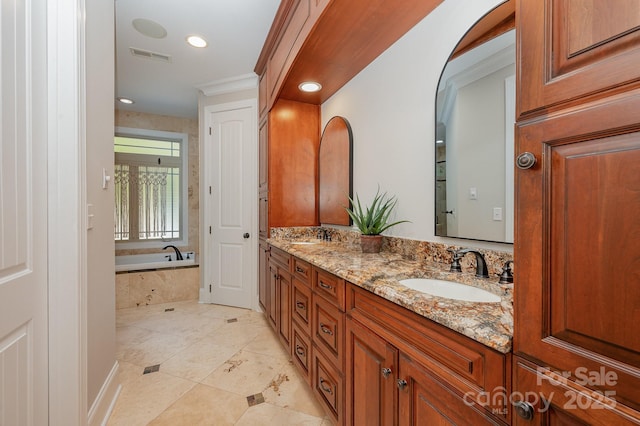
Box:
0;0;49;422
205;103;256;309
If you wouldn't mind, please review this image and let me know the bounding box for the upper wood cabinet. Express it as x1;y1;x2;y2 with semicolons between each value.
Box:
258;120;268;195
517;0;640;117
267;99;320;229
255;0;444;109
258;72;268;119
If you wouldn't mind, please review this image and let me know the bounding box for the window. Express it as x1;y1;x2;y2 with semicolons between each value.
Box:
114;127;188;248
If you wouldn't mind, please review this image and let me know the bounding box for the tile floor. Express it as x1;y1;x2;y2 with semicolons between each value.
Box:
108;300;332;425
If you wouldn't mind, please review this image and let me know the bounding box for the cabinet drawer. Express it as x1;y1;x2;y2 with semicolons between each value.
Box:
313;268;345;310
313;294;344;369
292;278;311;335
512;357;637;426
291;323;311;385
269;246;291;271
292;257;312;286
313;344;344;424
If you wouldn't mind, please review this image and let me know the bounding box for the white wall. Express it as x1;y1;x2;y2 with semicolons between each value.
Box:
86;0;116;410
321;0;511;251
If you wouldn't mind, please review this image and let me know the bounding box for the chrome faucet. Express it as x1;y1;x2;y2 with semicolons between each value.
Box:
449;248;489;278
163;245;183;261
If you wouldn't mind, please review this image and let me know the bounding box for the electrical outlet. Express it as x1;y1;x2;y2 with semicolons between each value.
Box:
469;187;478;200
493;207;503;221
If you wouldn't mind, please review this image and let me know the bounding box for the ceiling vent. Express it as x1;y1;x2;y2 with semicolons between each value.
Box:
129;47;171;63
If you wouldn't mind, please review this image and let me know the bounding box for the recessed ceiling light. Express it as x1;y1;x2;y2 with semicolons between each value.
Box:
186;35;208;48
117;97;135;105
298;81;322;92
132;18;167;39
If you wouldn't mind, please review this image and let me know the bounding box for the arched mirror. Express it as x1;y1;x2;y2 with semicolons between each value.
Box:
319;116;353;225
435;1;515;243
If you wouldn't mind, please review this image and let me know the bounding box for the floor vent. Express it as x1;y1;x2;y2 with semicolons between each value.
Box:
129;47;171;63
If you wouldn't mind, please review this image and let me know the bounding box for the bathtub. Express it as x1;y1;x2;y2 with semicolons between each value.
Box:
115;251;197;272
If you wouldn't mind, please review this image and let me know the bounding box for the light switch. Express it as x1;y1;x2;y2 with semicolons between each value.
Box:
469;187;478;200
493;207;503;221
87;203;95;230
102;168;111;189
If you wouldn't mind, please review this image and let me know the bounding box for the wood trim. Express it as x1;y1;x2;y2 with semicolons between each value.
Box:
451;0;515;60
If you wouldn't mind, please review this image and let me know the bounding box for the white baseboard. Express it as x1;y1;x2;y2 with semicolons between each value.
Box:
199;287;212;303
88;360;121;426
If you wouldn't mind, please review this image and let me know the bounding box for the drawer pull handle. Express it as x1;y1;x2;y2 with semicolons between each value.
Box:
295;346;305;357
295;266;305;273
319;378;333;395
382;367;392;378
295;301;306;310
320;323;334;336
513;400;535;421
319;281;333;290
397;379;408;391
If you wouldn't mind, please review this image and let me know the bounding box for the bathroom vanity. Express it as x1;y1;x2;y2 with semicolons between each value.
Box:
263;238;512;425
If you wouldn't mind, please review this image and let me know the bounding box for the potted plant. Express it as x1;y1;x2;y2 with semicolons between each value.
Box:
345;187;409;253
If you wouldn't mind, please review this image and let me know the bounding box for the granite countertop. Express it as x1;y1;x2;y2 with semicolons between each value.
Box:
268;238;513;353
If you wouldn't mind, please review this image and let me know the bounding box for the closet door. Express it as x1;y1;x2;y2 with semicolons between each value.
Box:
518;0;640;117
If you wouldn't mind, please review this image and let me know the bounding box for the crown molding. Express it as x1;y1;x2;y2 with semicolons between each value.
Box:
197;73;258;97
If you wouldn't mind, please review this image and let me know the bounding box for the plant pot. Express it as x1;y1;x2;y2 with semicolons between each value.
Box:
360;235;383;253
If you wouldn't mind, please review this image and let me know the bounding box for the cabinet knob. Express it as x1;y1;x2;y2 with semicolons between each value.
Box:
513;400;535;420
397;379;408;391
516;152;537;169
319;323;334;336
319;281;333;290
381;367;392;378
319;378;333;395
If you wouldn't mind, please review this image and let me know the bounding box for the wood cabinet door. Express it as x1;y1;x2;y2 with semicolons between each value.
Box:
515;92;640;417
277;267;292;350
346;318;397;426
259;196;268;239
268;99;320;228
259;120;268;193
518;0;640;117
258;240;269;312
397;353;502;426
268;262;278;330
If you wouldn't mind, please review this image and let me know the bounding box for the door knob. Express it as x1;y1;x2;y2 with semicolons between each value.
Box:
516;152;537;169
513;400;535;420
243;232;250;239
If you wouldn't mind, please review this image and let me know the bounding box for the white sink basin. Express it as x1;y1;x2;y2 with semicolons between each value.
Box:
399;278;501;303
290;241;318;245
